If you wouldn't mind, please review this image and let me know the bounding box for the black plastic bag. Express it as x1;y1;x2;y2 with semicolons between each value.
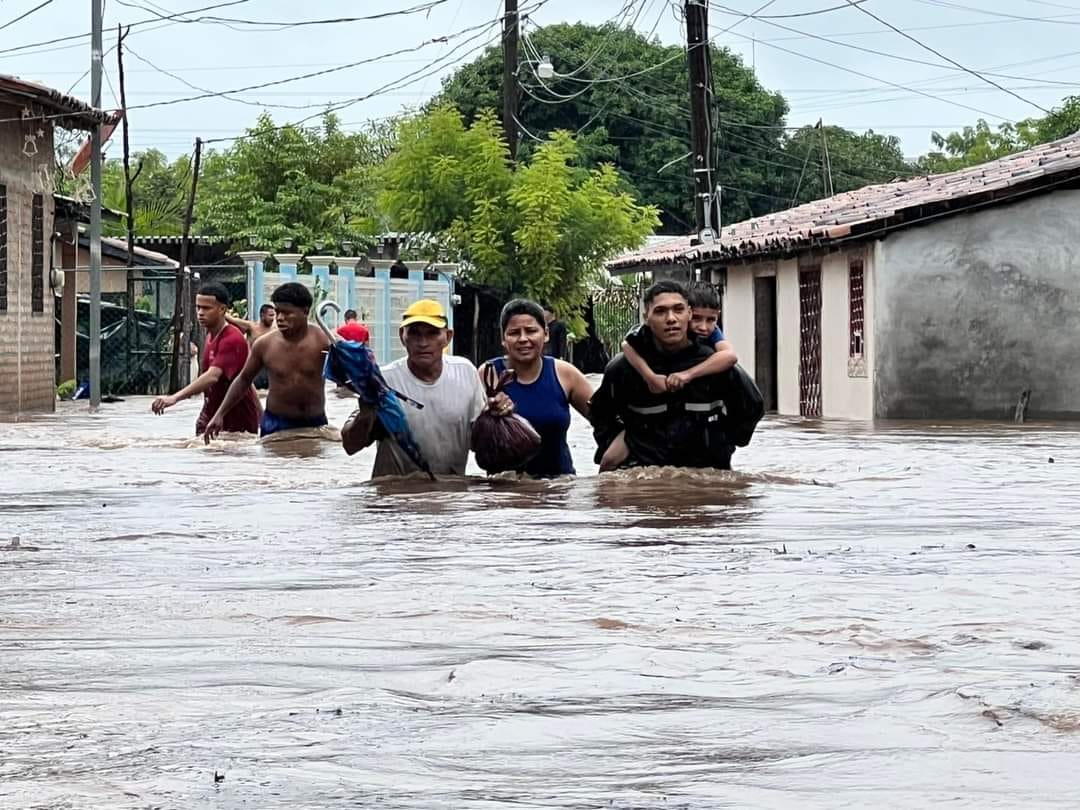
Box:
471;365;542;474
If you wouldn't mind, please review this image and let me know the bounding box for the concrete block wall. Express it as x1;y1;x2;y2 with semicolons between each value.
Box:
875;189;1080;419
0;105;56;417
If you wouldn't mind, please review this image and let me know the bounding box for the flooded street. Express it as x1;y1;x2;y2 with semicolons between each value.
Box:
3;387;1080;809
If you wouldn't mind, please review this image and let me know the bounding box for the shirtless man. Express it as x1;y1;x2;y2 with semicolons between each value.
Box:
226;304;276;390
204;282;330;441
226;304;276;341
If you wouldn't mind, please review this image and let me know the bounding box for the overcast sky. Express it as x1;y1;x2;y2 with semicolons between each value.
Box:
4;0;1080;160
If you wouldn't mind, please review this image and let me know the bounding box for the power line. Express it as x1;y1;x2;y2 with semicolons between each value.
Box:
0;0;55;32
711;2;1080;92
517;0;776;90
909;0;1080;24
710;6;1080;44
124;45;313;110
842;0;1052;114
124;17;502;111
0;0;249;58
199;14;515;145
751;0;867;18
113;0;450;30
712;24;1014;122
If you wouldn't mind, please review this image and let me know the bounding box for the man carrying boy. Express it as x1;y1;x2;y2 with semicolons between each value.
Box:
203;282;331;441
590;280;739;471
622;281;737;393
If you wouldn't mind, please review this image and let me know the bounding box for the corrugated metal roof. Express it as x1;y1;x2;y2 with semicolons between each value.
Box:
608;129;1080;270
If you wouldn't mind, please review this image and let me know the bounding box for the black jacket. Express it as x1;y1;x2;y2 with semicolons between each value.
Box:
590;335;736;470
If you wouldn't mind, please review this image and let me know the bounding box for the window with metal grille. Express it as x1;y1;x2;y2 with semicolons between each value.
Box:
848;259;864;357
31;193;43;313
0;185;7;312
798;266;823;417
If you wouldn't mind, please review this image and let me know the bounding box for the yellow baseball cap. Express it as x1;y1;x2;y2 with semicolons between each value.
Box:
400;299;449;329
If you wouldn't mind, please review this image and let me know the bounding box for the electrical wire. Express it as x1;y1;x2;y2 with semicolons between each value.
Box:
713;25;1013;122
124;45;314;110
200;19;510;144
0;0;249;58
843;0;1051;114
113;0;449;31
909;0;1080;24
0;5;512;129
0;0;55;33
123;16;503;111
519;0;777;91
711;2;1080;92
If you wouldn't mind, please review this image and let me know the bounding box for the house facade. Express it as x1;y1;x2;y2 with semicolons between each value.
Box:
0;76;113;418
608;133;1080;421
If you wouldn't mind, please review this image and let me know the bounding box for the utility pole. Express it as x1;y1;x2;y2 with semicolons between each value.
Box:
117;25;136;267
817;118;835;197
169;138;202;393
89;0;103;410
686;0;717;240
502;0;519;162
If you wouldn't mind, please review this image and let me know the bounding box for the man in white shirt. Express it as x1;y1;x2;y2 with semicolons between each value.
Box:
342;299;492;478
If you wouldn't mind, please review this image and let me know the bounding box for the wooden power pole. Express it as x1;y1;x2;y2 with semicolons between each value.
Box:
169;138;202;393
117;24;136;268
502;0;519;162
686;0;717;239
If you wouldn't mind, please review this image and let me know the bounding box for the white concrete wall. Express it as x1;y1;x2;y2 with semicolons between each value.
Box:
721;265;754;372
720;248;876;420
819;251;874;419
776;258;801;415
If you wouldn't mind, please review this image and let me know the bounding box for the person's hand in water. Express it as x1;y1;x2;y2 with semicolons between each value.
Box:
599;430;630;472
341;404;378;455
151;394;177;414
203;413;225;444
489;391;514;417
666;371;691;392
644;371;668;395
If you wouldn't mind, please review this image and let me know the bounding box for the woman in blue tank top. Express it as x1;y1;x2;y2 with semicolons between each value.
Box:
483;299;593;477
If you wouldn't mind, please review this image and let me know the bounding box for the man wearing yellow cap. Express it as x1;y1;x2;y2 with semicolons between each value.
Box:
343;299;487;477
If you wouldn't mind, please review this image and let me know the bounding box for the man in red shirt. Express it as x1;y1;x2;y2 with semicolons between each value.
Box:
336;309;370;344
151;282;260;435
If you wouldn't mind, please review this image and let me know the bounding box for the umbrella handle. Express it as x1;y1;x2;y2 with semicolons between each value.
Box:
315;300;341;343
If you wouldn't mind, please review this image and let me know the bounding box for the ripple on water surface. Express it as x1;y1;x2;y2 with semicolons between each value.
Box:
2;396;1080;808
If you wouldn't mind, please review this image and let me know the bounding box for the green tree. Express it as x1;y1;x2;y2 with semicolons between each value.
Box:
379;107;659;327
101;148;190;237
436;22;787;232
778;125;913;205
914;96;1080;174
195;112;389;249
914;120;1020;174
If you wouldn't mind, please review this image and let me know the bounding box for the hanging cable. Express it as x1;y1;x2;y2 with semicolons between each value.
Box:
843;0;1051;113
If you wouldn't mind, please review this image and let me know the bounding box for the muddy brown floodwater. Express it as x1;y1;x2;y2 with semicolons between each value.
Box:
2;384;1080;809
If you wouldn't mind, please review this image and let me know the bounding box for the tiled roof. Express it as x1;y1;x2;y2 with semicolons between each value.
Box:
0;74;117;129
608;130;1080;270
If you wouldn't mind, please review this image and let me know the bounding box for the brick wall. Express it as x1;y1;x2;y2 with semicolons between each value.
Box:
0;103;56;417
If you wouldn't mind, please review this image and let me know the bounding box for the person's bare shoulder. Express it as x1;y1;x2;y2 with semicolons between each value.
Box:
251;329;278;352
